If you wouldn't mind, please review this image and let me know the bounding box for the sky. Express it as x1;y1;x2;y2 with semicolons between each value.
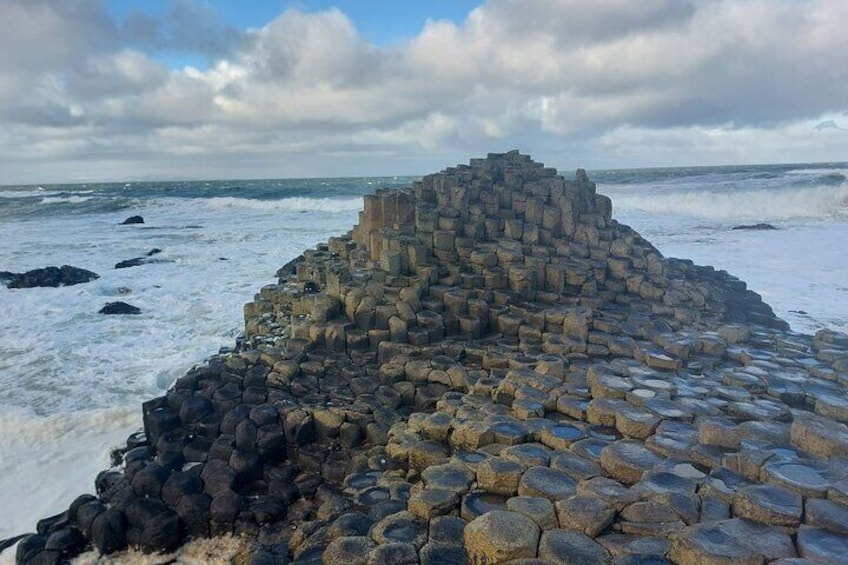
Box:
1;0;846;184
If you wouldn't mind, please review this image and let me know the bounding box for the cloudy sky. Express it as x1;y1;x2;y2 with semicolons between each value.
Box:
1;0;846;184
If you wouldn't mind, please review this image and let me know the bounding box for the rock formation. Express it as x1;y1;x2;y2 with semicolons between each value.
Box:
13;151;848;564
3;265;99;289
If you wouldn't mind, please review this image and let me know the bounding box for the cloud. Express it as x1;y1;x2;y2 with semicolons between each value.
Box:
0;0;846;183
120;0;247;61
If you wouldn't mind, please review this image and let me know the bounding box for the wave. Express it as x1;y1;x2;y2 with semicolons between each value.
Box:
0;189;64;200
201;196;364;213
40;195;94;204
610;183;848;221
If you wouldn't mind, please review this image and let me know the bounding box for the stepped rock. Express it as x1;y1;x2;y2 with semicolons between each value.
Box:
14;151;848;564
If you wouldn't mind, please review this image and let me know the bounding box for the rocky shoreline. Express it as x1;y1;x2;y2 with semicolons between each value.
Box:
12;151;848;564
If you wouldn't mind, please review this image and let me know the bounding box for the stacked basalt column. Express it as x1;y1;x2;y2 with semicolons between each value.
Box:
245;151;784;361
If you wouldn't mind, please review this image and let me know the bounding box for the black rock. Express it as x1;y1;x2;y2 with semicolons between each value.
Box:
98;301;141;315
139;509;183;554
115;258;145;269
67;494;98;524
131;462;171;498
115;250;170;269
15;534;47;563
36;512;68;535
0;533;28;553
90;508;127;554
43;527;86;555
175;493;212;539
74;500;106;539
121;215;144;225
732;223;777;230
6;265;99;289
162;471;204;508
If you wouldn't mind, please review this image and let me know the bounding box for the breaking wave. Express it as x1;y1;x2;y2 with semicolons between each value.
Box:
201;196;364;213
609;182;848;221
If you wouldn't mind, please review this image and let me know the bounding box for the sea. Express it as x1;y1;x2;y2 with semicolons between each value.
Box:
1;162;847;555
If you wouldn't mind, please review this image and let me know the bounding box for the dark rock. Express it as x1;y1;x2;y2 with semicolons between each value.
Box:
179;395;214;424
36;512;68;535
131;462;171;498
121;215;144;224
0;533;28;554
201;458;238;495
6;265;99;288
15;534;47;563
162;470;204;507
90;507;127;554
176;493;212;539
73;500;106;538
125;498;184;553
98;301;141;315
44;527;86;556
210;490;247;534
142;401;179;446
114;250;171;269
732;223;777;230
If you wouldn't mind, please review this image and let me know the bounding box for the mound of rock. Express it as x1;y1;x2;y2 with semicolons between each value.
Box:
14;151;848;564
4;265;99;289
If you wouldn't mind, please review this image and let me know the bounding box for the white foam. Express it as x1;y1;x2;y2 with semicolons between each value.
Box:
0;406;139;541
200;196;364;213
40;195;94;204
608;182;848;221
614;209;848;334
0;197;360;539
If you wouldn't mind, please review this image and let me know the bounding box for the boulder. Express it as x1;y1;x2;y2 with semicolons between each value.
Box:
6;265;99;288
115;249;169;269
121;215;144;225
99;301;142;315
731;223;777;230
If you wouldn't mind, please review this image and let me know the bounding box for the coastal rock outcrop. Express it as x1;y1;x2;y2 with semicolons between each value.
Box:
3;265;99;289
732;223;777;231
121;216;144;225
115;248;169;269
98;302;142;315
14;151;848;564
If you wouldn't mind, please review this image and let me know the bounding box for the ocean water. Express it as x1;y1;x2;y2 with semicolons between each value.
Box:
0;163;846;553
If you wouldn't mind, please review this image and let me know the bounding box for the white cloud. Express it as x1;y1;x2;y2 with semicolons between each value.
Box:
0;0;846;183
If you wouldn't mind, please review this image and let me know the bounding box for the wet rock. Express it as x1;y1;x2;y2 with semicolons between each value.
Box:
121;215;144;224
99;301;142;315
6;265;99;288
732;223;776;230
